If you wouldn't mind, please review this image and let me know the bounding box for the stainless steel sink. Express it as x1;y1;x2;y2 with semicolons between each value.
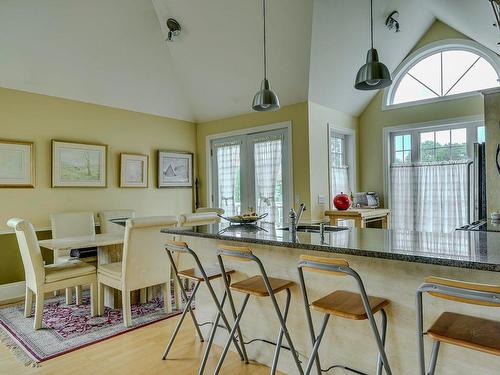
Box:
277;225;348;233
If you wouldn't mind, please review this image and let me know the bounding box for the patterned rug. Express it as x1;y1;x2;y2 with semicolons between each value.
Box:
0;291;183;366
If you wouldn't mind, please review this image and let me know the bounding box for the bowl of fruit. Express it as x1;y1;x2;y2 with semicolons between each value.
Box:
218;211;268;225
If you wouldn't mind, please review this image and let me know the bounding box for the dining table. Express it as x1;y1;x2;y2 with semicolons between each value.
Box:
39;233;125;308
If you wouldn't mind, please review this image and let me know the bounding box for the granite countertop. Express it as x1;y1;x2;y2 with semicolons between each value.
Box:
161;223;500;272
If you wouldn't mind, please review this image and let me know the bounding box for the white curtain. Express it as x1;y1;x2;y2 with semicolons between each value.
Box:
391;161;468;233
254;136;282;223
330;166;349;198
216;142;240;217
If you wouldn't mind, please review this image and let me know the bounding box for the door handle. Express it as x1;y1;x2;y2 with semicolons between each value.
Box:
497;144;500;174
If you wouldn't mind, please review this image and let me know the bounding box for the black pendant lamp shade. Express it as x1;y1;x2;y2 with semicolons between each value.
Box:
355;0;392;90
252;0;280;112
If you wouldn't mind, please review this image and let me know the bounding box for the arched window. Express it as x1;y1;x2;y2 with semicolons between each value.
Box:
383;39;500;109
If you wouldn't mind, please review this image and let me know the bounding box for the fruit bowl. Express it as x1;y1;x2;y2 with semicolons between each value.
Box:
218;212;268;225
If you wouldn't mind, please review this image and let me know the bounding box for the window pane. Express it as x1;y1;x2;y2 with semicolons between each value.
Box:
420;132;434;149
393;74;439;104
395;151;404;163
442;50;480;93
435;147;450;161
478;126;485;143
404;134;411;150
451;128;467;146
395;135;403;151
451;145;467;160
403;150;411;163
407;53;441;95
447;58;499;96
435;130;450;147
421;148;435;162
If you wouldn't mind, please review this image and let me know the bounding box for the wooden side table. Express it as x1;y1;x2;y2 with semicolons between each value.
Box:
324;208;391;229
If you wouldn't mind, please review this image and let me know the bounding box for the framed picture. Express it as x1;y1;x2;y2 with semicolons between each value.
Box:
120;153;148;188
0;139;35;188
158;151;193;188
52;140;107;187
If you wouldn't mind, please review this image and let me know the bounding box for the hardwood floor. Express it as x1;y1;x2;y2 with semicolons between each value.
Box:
0;315;278;374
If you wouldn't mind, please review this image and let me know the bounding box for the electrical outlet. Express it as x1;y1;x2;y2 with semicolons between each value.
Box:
317;195;326;204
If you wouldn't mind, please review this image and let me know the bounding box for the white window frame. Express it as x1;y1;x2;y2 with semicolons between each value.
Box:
382;115;484;209
206;121;293;214
328;124;356;209
382;39;500;111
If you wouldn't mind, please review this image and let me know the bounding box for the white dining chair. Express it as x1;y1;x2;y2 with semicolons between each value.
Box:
98;209;135;234
50;211;96;305
195;207;225;215
97;216;178;327
7;218;97;330
178;212;221;227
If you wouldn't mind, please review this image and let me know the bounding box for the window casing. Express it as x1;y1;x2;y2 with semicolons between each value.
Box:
383;39;500;110
328;126;356;208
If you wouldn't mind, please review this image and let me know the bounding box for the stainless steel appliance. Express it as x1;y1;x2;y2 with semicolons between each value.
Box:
468;142;487;223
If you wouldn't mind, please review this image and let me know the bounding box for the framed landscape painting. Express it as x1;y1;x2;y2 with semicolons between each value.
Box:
52;140;107;187
158;151;193;188
0;139;35;188
120;153;148;188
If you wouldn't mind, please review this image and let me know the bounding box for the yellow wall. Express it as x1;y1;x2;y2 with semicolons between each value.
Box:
484;89;500;215
0;87;197;284
308;101;358;219
358;21;484;206
196;102;311;220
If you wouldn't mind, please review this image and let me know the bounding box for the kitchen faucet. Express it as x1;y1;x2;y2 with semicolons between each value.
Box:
289;203;306;233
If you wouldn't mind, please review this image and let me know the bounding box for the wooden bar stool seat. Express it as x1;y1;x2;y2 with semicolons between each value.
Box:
230;275;295;297
177;265;234;282
427;312;500;356
311;290;389;320
416;276;500;375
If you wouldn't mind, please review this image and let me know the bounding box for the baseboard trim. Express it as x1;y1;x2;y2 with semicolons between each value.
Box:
0;281;26;303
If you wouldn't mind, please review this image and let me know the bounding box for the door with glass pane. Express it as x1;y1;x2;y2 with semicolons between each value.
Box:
211;128;290;224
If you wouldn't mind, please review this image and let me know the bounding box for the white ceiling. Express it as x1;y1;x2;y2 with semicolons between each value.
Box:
0;0;498;122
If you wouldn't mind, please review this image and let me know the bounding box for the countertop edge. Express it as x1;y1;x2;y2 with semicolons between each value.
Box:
161;228;500;272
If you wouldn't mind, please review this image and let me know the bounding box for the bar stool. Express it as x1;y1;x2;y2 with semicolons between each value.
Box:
215;244;304;375
298;255;392;375
162;240;247;374
416;276;500;375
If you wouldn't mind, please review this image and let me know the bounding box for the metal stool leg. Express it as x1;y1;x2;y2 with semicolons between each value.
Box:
376;309;388;375
427;341;440;375
366;307;392;375
162;281;201;360
214;294;250;375
270;288;291;375
198;290;228;375
304;314;330;375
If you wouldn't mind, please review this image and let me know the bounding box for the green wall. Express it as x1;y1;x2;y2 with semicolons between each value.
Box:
358;20;485;206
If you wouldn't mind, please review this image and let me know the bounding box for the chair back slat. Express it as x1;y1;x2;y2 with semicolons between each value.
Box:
218;244;253;262
424;276;500;307
50;212;95;238
299;254;349;277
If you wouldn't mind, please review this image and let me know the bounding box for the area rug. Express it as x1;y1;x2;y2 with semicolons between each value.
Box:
0;291;185;367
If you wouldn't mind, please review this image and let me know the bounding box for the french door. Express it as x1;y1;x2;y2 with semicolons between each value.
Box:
211;128;291;224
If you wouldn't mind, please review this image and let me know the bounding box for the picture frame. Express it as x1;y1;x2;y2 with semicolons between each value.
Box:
157;151;193;188
120;153;149;188
52;140;107;187
0;139;35;188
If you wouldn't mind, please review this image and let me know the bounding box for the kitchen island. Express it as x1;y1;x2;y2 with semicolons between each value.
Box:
161;223;500;374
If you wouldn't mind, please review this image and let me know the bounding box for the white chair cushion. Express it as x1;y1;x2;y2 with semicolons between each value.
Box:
98;262;122;280
45;260;96;283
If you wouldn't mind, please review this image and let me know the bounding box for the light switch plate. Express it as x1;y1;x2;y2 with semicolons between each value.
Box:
317;195;326;204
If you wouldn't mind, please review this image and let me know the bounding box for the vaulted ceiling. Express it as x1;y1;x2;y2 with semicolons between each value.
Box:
0;0;497;123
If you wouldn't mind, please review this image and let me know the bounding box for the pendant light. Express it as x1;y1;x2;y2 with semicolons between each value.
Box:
355;0;392;90
252;0;280;112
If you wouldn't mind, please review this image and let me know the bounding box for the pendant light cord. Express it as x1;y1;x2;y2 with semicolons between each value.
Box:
370;0;374;49
263;0;267;79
